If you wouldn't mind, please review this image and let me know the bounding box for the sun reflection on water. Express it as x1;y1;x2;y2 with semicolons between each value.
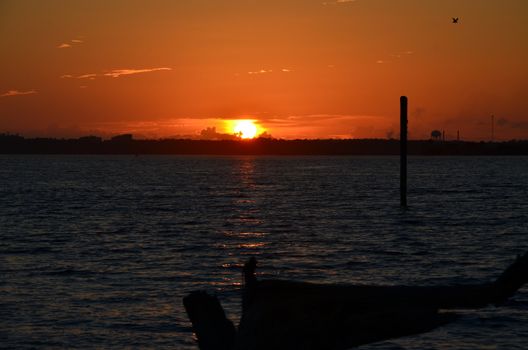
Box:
212;157;269;290
238;242;266;249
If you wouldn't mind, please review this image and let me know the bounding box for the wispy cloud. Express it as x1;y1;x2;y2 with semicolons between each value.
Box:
104;67;172;78
60;67;172;80
1;90;37;97
77;74;98;80
57;38;84;49
248;69;272;75
61;73;97;80
377;50;414;64
258;113;391;139
495;117;528;130
247;68;292;75
323;0;356;5
389;51;414;59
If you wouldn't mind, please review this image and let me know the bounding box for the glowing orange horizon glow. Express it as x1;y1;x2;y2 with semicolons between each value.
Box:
1;2;527;140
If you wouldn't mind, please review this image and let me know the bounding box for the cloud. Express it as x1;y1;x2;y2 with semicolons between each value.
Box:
496;117;508;126
199;126;240;140
377;51;414;64
390;51;414;59
61;73;97;79
323;0;356;5
495;117;528;130
257;114;392;139
412;107;426;119
247;68;292;75
248;69;272;75
60;68;172;81
1;90;37;97
57;38;84;49
263;114;385;126
104;67;172;78
77;74;98;79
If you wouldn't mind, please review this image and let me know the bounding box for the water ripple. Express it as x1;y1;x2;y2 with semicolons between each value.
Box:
1;155;527;349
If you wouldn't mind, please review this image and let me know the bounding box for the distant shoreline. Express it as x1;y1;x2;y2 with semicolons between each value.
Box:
1;134;527;155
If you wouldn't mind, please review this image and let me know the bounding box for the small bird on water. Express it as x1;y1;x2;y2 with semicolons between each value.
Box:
452;17;459;24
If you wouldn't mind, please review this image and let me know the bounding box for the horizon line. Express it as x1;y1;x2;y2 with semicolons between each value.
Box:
1;132;527;143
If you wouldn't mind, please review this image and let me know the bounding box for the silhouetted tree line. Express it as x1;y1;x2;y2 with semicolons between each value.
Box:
1;133;527;155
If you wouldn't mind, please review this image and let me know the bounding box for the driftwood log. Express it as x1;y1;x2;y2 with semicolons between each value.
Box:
184;253;528;350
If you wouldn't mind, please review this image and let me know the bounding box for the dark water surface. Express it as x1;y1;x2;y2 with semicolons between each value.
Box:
1;155;527;349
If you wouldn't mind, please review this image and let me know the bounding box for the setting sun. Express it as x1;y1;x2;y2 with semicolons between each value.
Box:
233;120;258;139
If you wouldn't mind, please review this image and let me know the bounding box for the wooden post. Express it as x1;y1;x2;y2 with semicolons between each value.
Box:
400;96;407;207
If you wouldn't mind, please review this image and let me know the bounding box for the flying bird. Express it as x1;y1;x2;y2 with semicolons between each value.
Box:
452;17;459;24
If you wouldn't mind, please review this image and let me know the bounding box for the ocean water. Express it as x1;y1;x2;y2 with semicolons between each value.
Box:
1;155;527;349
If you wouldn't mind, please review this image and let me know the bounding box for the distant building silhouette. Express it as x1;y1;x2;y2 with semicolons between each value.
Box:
110;134;133;142
78;135;102;144
0;133;24;141
1;136;528;155
431;130;442;141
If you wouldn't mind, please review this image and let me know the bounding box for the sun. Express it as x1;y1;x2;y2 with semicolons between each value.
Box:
233;120;258;139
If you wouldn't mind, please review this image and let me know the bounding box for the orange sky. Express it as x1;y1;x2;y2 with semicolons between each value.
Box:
1;0;527;140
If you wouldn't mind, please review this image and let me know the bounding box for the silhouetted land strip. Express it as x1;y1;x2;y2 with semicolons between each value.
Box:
184;253;528;350
1;134;528;155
